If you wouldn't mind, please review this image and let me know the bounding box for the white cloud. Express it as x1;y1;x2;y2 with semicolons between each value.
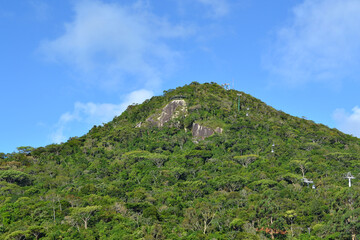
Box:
265;0;360;85
40;0;191;90
51;89;153;143
333;106;360;137
51;127;67;144
195;0;229;17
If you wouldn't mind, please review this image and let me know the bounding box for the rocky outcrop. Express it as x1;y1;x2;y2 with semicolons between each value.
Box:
192;123;223;140
214;127;223;134
147;99;187;127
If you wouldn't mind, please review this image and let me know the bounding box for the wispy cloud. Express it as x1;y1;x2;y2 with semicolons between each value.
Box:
195;0;229;18
40;0;192;90
51;89;153;143
264;0;360;86
333;106;360;138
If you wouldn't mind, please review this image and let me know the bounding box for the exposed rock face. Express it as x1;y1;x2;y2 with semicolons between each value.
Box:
147;99;187;127
214;127;223;134
192;123;223;140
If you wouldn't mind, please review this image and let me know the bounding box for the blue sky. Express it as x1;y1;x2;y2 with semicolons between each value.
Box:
1;0;360;153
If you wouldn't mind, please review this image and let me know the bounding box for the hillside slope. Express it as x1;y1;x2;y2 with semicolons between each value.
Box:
1;82;360;239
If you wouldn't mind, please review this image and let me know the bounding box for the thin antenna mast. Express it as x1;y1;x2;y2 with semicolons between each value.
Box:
237;93;241;112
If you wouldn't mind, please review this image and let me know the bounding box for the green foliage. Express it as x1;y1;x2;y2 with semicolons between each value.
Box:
143;205;160;220
0;170;31;186
1;82;360;239
230;218;245;230
233;154;259;167
4;230;26;240
235;232;259;240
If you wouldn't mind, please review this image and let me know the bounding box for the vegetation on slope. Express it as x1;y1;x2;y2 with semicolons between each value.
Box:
1;82;360;239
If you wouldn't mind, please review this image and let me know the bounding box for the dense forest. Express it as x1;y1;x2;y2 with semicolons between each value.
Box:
1;82;360;239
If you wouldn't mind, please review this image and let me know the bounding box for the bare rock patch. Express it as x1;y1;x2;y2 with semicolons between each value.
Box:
192;123;223;140
147;99;187;127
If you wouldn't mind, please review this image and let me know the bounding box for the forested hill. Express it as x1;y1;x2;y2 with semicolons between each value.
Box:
1;82;360;239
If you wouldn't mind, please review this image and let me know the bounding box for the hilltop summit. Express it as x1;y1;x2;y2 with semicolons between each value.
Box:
1;82;360;239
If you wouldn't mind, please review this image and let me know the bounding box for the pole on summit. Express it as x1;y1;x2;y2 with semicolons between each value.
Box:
237;93;241;112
